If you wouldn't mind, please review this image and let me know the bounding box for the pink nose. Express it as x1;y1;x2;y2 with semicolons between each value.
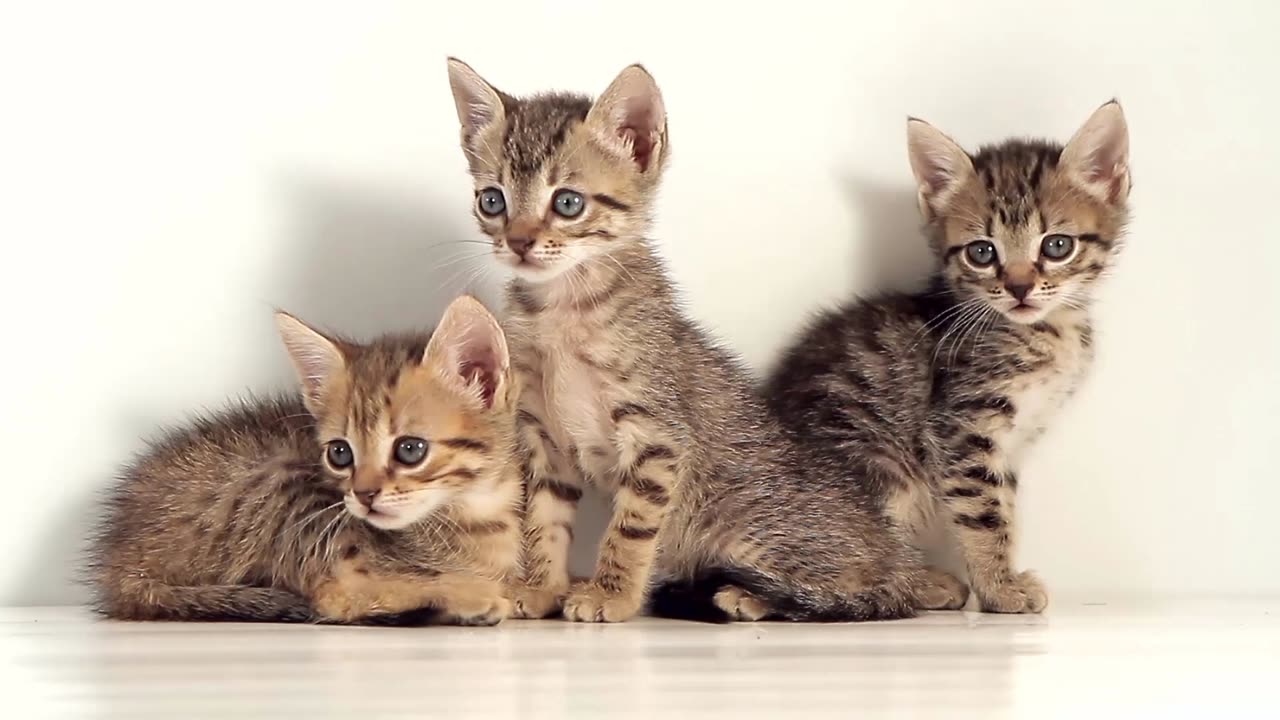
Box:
354;489;380;509
1005;281;1033;301
508;236;535;257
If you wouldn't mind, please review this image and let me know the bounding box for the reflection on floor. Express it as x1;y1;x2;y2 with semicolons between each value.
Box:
4;598;1277;718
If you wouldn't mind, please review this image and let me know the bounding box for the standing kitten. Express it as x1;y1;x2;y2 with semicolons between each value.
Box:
89;296;522;624
765;103;1130;612
446;59;923;623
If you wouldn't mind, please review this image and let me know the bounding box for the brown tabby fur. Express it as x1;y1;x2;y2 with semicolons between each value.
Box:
88;297;522;624
765;103;1131;612
447;59;924;623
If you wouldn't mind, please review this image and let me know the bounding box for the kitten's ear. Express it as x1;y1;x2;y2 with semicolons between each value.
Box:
587;64;667;173
424;295;510;410
275;312;345;412
907;118;975;218
446;57;507;146
1061;100;1130;205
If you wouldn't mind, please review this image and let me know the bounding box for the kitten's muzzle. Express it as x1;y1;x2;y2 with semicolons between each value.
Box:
1002;263;1036;302
1005;281;1033;302
507;235;536;258
354;489;380;509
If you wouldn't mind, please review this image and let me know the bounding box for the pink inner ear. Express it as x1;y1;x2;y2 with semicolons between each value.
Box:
1079;152;1126;203
620;126;655;172
459;359;498;408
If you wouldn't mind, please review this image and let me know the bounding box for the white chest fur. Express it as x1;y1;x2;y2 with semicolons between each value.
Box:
514;311;622;479
995;322;1092;463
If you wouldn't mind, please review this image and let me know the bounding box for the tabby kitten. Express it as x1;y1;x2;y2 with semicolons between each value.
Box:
765;103;1131;613
446;58;924;623
89;296;522;624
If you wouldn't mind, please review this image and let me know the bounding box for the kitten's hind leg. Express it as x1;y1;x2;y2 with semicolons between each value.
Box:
916;566;970;610
711;585;771;622
695;565;918;623
647;572;773;623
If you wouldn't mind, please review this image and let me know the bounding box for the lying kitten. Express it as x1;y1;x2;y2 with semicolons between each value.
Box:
446;59;924;623
88;296;522;624
765;103;1130;612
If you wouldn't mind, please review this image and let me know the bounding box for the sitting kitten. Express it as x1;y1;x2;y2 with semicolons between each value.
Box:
88;296;522;624
764;103;1131;612
446;59;924;623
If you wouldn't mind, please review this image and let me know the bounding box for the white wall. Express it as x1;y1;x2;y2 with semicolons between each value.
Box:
3;1;1278;605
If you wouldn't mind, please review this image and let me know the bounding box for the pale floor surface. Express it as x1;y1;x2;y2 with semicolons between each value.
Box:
2;598;1277;719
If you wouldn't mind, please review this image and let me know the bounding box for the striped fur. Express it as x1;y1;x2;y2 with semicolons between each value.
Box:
765;103;1131;613
88;297;522;625
447;59;923;623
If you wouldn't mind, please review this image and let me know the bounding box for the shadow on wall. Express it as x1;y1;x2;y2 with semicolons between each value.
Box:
20;494;101;606
270;177;506;334
839;175;935;295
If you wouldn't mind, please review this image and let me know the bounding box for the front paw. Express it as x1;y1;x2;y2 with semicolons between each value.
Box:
510;584;566;619
310;582;361;623
563;582;643;623
440;595;512;626
976;570;1048;614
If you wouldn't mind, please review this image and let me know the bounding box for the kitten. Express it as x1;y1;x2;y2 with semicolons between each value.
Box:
446;58;924;623
88;296;523;624
764;103;1130;612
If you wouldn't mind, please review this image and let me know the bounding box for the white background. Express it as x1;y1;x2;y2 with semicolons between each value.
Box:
2;1;1277;606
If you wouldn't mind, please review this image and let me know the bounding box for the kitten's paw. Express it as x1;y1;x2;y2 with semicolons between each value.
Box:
510;584;566;619
977;571;1048;614
310;582;361;623
563;582;642;623
440;595;511;627
712;585;771;621
917;567;970;610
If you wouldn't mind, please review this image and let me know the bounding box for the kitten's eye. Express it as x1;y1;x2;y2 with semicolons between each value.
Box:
965;240;997;267
326;440;354;469
477;188;506;217
393;437;428;466
551;189;585;218
1041;234;1075;260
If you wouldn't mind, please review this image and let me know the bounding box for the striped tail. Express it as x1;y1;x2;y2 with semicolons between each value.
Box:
99;581;313;623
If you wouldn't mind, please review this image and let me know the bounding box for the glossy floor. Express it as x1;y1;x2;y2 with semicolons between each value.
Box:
3;598;1277;718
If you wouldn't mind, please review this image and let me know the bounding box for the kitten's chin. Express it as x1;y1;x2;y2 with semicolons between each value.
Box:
1002;301;1054;325
501;255;578;283
360;509;417;531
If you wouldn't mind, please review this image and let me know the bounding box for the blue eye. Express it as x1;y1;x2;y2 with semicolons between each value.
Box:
478;188;506;217
326;440;354;469
552;189;585;218
1041;234;1075;260
965;240;997;267
393;437;428;466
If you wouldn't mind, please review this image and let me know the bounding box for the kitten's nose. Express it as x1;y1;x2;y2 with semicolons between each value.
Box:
354;489;380;509
507;235;535;257
1005;281;1033;302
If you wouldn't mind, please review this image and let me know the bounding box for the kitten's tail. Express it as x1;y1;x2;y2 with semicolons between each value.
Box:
97;580;313;623
650;566;918;623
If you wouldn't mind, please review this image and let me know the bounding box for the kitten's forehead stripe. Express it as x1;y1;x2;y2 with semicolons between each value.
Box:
344;335;430;436
502;92;591;175
972;140;1063;229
